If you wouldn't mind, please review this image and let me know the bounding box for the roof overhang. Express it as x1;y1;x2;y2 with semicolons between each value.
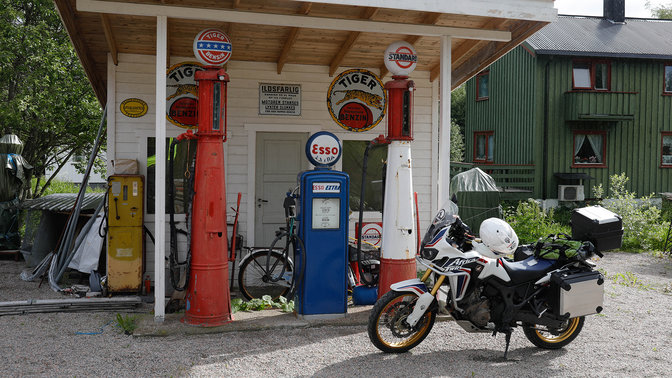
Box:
55;0;557;104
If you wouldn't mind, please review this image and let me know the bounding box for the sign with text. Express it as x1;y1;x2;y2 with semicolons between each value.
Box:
327;69;386;132
166;62;204;129
259;83;301;116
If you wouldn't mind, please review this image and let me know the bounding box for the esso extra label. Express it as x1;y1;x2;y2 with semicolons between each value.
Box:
305;131;342;167
312;182;341;193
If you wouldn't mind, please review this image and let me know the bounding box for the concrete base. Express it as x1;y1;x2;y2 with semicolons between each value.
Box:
296;313;347;321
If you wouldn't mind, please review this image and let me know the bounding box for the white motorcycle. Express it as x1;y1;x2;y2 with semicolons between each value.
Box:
367;202;605;357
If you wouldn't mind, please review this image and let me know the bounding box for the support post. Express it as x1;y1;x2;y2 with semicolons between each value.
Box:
154;15;167;322
438;35;452;207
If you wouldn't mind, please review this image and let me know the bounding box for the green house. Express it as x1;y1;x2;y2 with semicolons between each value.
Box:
462;1;672;201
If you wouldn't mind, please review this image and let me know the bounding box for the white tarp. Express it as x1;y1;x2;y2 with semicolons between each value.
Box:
450;167;499;194
68;216;104;273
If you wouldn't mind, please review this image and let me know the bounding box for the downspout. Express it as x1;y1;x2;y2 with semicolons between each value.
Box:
542;58;551;199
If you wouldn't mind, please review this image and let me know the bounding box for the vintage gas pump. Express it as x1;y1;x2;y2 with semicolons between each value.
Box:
295;132;350;319
181;29;233;326
377;41;419;298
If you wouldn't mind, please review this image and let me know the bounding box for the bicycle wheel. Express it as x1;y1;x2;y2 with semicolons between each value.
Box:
237;250;294;300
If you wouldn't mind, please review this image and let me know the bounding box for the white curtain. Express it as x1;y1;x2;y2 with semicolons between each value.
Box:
574;134;586;155
586;134;603;163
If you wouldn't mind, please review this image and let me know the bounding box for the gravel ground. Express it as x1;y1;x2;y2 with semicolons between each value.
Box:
1;251;671;377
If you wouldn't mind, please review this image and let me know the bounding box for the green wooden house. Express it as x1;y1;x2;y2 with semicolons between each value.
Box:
461;0;672;201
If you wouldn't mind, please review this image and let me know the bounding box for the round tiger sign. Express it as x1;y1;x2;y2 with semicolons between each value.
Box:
193;28;232;66
327;69;386;132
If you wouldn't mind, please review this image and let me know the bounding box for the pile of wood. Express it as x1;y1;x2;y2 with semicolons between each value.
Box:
0;297;142;316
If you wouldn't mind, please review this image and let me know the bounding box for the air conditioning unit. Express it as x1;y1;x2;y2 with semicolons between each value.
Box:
558;185;585;201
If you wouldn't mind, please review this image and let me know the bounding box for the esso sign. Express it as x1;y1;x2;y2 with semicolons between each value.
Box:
384;41;418;77
305;131;342;167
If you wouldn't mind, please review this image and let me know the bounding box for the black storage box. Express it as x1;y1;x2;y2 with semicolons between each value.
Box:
571;206;623;252
550;270;604;318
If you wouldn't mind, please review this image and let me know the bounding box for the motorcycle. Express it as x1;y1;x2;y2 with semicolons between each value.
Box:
367;202;605;358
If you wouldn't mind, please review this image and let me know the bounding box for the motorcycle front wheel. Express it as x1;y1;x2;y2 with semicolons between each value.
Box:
368;290;436;353
523;316;585;349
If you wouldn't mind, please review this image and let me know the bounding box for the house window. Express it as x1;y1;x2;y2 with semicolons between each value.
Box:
341;140;387;212
573;131;606;167
661;132;672;166
572;60;610;90
474;131;494;163
664;65;672;94
476;71;489;100
146;137;197;214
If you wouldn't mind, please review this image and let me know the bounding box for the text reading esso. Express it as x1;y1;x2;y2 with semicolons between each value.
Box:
305;131;342;167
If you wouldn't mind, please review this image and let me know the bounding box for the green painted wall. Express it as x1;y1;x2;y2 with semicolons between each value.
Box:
466;45;672;199
465;47;537;165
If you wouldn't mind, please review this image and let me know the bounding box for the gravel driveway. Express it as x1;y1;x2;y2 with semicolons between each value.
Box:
1;251;670;377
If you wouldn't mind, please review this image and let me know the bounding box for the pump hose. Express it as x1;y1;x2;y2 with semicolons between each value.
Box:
356;140;383;287
168;138;193;291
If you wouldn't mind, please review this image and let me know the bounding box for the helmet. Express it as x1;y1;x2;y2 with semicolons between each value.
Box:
479;218;519;255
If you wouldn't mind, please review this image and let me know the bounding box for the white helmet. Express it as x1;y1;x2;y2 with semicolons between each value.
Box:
479;218;519;255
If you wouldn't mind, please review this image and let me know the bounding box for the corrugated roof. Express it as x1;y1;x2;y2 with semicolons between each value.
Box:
527;16;672;60
21;193;105;212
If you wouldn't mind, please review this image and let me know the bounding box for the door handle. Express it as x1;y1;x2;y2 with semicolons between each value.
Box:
257;198;268;207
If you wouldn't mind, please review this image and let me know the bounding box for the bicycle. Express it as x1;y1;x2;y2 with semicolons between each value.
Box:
237;189;305;301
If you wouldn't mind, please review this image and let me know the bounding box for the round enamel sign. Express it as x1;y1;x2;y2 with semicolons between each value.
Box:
305;131;342;167
327;69;386;132
166;62;204;129
384;41;418;77
193;28;232;66
360;222;383;247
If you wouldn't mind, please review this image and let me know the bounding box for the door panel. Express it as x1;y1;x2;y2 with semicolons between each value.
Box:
255;132;308;246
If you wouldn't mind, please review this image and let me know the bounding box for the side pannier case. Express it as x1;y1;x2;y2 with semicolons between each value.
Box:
571;206;623;252
550;270;604;318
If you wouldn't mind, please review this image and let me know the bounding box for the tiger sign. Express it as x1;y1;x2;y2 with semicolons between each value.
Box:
327;69;386;132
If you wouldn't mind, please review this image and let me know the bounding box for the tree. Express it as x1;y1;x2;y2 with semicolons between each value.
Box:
450;85;466;162
647;1;672;18
0;0;103;198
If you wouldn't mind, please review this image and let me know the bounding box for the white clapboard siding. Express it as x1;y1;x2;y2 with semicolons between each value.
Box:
112;53;440;277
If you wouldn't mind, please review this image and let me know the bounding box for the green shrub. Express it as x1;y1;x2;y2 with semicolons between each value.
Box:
593;173;669;252
504;199;570;244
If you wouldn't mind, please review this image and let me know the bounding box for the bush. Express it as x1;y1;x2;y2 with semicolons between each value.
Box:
504;199;570;244
593;173;669;252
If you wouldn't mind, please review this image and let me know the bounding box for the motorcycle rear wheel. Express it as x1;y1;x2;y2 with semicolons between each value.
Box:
523;316;585;349
368;290;436;353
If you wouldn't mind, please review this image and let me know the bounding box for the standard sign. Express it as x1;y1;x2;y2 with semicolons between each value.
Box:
384;41;418;77
259;83;301;116
327;69;386;132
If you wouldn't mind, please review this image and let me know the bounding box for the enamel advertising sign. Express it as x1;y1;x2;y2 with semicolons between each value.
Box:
327;69;386;132
384;41;418;77
193;28;232;66
166;62;204;129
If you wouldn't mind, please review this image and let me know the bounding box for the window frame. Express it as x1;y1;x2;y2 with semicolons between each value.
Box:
663;64;672;95
661;132;672;167
571;130;607;168
572;59;611;91
475;71;489;101
473;131;494;164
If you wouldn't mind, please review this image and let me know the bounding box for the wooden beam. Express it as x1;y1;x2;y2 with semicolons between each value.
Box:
276;2;312;74
77;0;512;41
232;0;240;9
100;14;118;65
328;7;379;76
55;0;106;104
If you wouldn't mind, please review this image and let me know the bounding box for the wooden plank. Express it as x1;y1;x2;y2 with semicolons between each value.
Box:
276;2;312;74
328;7;379;76
100;14;118;65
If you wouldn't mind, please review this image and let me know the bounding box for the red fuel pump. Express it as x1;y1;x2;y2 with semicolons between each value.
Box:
181;68;232;326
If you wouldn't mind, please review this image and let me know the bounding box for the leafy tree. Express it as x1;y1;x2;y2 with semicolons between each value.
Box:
0;0;104;198
647;1;672;18
450;85;466;162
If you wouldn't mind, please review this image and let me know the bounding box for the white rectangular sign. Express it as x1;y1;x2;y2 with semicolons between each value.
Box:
259;83;301;116
312;182;341;193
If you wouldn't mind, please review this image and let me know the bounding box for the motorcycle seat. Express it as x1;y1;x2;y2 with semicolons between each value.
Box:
500;256;556;284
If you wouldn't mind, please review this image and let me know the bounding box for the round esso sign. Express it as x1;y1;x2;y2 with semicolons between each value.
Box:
193;28;232;66
384;41;418;77
306;131;341;167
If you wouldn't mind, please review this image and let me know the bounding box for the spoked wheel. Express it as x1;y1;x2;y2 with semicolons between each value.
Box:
368;290;436;353
523;316;585;349
237;250;294;300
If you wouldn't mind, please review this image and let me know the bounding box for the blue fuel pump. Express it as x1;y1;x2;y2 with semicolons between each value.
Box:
295;132;349;319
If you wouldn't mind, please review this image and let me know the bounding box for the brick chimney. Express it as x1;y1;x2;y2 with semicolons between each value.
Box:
604;0;625;23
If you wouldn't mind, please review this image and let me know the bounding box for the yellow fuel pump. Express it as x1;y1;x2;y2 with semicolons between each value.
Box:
107;175;144;293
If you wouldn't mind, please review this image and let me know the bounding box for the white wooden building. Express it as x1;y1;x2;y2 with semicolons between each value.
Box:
55;0;557;320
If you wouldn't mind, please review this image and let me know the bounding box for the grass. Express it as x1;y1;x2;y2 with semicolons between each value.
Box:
30;178;106;196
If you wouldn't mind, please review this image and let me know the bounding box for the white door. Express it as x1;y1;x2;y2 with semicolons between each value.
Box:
255;132;308;246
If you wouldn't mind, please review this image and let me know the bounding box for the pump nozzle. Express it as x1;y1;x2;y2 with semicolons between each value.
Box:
177;129;197;141
371;134;390;145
